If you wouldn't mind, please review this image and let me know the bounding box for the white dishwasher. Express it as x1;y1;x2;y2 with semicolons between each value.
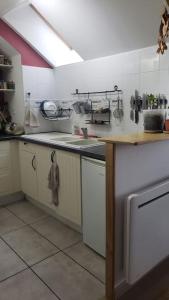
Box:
82;157;106;257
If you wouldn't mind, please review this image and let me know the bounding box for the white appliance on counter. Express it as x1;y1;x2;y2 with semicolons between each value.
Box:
82;157;106;257
125;179;169;284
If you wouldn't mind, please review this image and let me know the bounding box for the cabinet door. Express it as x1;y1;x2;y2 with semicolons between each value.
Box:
10;141;21;193
19;150;37;200
0;141;21;197
36;147;81;226
36;146;53;206
57;150;81;226
82;158;106;256
0;142;11;196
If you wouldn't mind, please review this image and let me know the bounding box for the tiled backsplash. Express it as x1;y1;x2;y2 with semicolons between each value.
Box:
22;44;169;136
53;44;169;137
22;66;58;134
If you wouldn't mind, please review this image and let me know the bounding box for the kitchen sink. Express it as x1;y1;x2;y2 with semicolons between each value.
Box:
50;136;80;142
66;139;103;147
22;133;104;149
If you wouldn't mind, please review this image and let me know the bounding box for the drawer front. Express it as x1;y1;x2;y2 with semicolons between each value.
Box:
19;141;37;153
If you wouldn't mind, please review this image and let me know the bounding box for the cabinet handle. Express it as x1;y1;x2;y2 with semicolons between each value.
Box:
51;151;55;163
32;155;36;171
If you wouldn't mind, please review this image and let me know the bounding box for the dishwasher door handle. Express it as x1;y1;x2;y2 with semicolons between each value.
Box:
82;157;105;167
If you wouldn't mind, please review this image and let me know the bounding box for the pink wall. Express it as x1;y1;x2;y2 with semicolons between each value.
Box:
0;19;52;68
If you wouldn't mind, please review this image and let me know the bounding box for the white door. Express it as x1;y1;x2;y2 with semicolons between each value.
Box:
36;146;53;207
37;147;81;226
57;150;81;226
0;141;11;196
82;157;106;256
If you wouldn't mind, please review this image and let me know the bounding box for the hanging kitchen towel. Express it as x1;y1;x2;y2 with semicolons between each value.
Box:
24;93;40;128
48;161;60;206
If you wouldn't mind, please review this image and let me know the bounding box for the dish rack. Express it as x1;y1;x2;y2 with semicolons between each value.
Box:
40;100;73;121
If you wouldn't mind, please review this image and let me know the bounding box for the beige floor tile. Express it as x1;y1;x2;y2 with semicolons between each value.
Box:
31;216;82;250
3;226;59;266
0;207;13;220
0;239;26;281
0;214;25;236
7;201;47;224
33;252;105;300
0;269;58;300
64;242;105;283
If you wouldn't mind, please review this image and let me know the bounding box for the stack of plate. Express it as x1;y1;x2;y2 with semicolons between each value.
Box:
40;101;57;119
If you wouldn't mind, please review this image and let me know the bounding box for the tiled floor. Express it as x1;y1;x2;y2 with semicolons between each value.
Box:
0;200;105;300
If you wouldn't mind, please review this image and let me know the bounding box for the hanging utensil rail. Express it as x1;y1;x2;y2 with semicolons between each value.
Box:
72;85;122;96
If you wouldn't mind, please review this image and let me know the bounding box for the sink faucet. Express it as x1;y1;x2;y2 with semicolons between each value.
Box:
81;127;88;139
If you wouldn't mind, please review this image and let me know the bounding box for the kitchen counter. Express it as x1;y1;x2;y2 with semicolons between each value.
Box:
102;132;169;299
0;134;16;141
19;136;105;160
99;132;169;145
0;133;105;161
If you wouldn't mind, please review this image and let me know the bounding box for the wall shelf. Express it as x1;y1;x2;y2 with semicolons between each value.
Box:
85;100;111;125
86;120;110;125
0;64;13;69
0;89;15;93
72;85;123;125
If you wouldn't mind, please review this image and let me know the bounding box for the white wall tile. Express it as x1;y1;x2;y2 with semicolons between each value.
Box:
159;70;169;100
140;46;159;73
22;66;57;133
21;45;169;136
54;46;166;136
140;71;160;95
159;45;169;70
117;51;140;74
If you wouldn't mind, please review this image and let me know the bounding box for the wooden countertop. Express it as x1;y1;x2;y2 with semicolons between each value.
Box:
99;132;169;145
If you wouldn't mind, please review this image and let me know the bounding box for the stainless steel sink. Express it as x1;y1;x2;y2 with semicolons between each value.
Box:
66;139;103;148
50;136;80;142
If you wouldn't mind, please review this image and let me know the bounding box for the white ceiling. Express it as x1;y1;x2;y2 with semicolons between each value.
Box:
3;3;83;67
0;0;26;16
0;0;164;61
30;0;163;60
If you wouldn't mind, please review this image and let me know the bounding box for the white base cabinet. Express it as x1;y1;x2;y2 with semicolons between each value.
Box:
19;142;81;226
55;150;81;226
0;141;20;197
36;146;53;207
82;157;106;256
19;146;37;201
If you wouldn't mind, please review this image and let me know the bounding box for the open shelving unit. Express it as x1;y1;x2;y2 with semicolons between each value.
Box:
0;53;16;132
0;64;13;69
0;89;15;93
0;61;15;94
85;100;111;125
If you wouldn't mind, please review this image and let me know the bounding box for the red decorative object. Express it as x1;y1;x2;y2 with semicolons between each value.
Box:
157;7;169;55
